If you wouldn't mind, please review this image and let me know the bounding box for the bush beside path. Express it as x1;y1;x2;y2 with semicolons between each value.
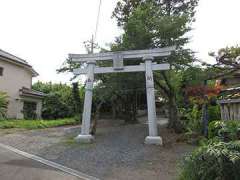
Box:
0;118;78;130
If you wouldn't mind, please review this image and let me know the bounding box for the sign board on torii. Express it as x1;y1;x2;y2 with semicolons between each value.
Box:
70;46;175;145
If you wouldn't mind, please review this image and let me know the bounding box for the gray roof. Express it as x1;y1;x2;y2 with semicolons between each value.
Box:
19;87;46;98
0;49;38;76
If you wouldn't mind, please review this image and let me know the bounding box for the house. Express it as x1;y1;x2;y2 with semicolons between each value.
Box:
0;49;45;119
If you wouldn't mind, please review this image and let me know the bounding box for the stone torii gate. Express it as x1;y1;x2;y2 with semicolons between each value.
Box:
69;46;175;145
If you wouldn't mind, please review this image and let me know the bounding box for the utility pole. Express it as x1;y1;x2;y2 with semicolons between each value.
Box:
91;35;94;54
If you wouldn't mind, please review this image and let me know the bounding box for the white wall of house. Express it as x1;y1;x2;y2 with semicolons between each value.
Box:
0;59;33;118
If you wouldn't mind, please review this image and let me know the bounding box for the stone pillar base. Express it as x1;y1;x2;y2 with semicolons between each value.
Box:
145;136;163;145
75;134;94;143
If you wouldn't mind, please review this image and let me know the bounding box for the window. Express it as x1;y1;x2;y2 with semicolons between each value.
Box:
0;67;3;76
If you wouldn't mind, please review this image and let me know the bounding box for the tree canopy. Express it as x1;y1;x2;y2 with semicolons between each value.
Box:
107;0;199;130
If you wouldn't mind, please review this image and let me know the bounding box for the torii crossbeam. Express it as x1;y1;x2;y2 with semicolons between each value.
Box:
70;46;175;145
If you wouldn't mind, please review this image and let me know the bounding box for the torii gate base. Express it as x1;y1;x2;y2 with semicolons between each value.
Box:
70;47;175;145
75;135;94;143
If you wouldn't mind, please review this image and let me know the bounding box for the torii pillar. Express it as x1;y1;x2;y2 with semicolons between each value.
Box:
75;61;96;143
144;56;162;145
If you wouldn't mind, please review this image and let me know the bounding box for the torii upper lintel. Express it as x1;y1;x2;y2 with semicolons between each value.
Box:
69;46;175;62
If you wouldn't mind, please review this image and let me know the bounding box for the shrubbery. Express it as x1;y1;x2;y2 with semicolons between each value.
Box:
183;104;202;133
41;93;74;119
179;120;240;180
179;140;240;180
208;105;221;122
0;92;8;120
209;120;240;141
0;118;77;129
33;82;83;120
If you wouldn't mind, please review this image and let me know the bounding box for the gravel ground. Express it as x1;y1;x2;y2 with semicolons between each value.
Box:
0;119;194;180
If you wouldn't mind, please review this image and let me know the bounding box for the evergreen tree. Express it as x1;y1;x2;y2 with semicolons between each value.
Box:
110;0;199;131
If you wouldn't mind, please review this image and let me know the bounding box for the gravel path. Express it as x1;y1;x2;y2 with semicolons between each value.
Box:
0;120;194;180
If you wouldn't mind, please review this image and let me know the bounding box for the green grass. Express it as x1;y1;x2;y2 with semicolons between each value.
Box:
0;118;78;130
61;135;96;148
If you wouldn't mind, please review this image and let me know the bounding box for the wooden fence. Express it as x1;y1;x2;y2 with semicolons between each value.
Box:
218;99;240;120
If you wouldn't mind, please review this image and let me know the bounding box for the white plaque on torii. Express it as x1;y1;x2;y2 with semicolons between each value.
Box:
70;46;175;145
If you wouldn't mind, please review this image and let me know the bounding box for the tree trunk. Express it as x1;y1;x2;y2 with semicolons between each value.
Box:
202;80;209;137
167;93;183;133
156;72;183;133
112;105;117;119
90;101;103;135
123;94;138;123
202;101;209;137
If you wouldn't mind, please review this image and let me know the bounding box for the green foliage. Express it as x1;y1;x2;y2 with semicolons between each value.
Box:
208;105;221;122
41;93;73;119
32;81;83;119
181;104;202;133
72;82;82;115
113;0;198;30
204;45;240;81
0;92;8;120
181;66;205;87
208;120;240;141
0;118;77;129
180;120;240;180
218;45;240;59
179;140;240;180
111;0;198;127
178;45;240;180
208;121;224;139
179;141;240;180
113;0;198;52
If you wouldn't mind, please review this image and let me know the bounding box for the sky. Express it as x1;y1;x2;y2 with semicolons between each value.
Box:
0;0;240;84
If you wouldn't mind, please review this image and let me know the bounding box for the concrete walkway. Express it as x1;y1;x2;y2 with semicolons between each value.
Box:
0;146;82;180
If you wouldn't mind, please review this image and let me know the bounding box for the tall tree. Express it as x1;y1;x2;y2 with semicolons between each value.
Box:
111;0;199;132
